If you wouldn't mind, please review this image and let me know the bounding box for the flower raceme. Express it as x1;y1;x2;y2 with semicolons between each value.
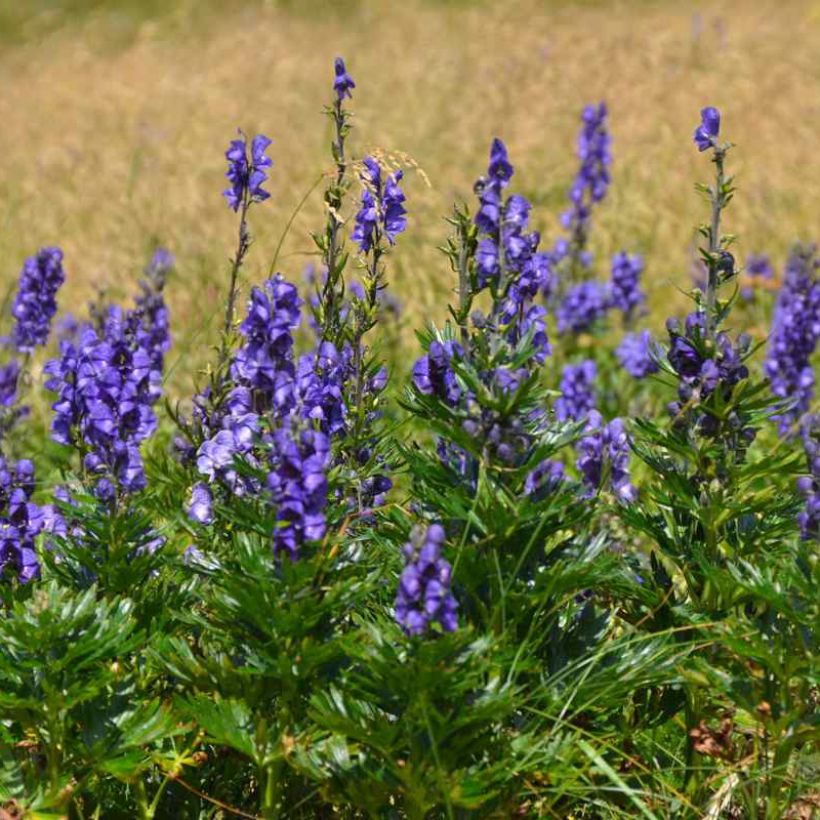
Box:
395;524;458;636
351;156;408;254
555;361;598;422
763;244;820;434
0;458;64;583
693;106;721;152
798;415;820;540
333;56;355;101
617;330;659;379
11;247;66;353
223;133;273;212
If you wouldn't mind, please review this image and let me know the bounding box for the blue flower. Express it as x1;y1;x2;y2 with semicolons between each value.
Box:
267;424;330;560
609;252;645;319
763;245;820;433
0;458;63;583
556;281;609;334
11;247;66;352
44;304;162;499
798;415;820;540
693;106;720;152
395;524;458;637
188;483;214;525
351;157;408;254
412;340;463;405
576;411;636;503
223;133;273;211
617;330;659;379
555;360;597;422
0;361;20;408
333;57;355;101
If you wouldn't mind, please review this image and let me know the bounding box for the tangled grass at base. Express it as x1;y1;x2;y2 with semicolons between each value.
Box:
0;58;818;820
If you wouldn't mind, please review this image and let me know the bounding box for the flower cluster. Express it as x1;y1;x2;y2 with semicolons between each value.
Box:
617;330;659;379
351;157;407;254
44;306;162;500
128;248;173;373
333;56;355;101
192;274;339;558
556;280;609;334
693;106;720;152
666;312;749;408
576;411;636;502
555;360;597;422
474;140;552;299
0;458;63;583
0;361;20;408
412;339;463;406
395;524;458;636
11;247;66;352
556;103;611;266
763;245;820;433
230;275;302;413
797;415;820;540
223;133;273;212
267;424;330;560
609;251;645;320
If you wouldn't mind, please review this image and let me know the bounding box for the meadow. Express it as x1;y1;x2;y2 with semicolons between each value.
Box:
0;1;818;818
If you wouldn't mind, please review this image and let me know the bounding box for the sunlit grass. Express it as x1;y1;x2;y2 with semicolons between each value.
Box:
1;0;818;401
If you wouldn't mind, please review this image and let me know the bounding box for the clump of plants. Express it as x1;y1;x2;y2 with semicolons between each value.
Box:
0;61;817;819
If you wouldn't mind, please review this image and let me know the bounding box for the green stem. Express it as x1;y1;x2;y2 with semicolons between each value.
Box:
705;148;725;342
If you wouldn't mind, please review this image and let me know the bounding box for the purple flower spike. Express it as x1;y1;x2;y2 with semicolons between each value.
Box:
555;360;598;422
12;247;66;353
395;524;458;637
188;483;214;525
223;132;273;211
617;330;659;379
694;106;721;152
333;57;355;101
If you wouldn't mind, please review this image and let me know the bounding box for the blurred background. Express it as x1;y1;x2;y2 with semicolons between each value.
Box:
1;0;819;395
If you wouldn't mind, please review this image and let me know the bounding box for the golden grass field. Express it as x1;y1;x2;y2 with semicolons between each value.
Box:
1;0;819;394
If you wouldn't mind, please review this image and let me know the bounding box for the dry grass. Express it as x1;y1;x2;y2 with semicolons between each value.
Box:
1;0;819;393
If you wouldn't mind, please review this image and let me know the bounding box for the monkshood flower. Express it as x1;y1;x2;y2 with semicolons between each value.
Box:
557;103;611;267
473;142;551;296
223;132;273;212
11;247;66;352
0;458;63;583
129;248;173;373
351;157;408;253
267;423;330;560
576;411;636;502
555;360;597;422
295;341;350;437
616;330;660;379
44;307;161;499
609;252;645;320
412;340;463;405
196;413;259;495
741;253;774;301
556;280;609;334
333;56;355;101
395;523;458;637
797;414;820;540
764;245;820;433
230;275;302;411
524;458;565;499
693;106;720;152
0;361;20;407
187;483;214;526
